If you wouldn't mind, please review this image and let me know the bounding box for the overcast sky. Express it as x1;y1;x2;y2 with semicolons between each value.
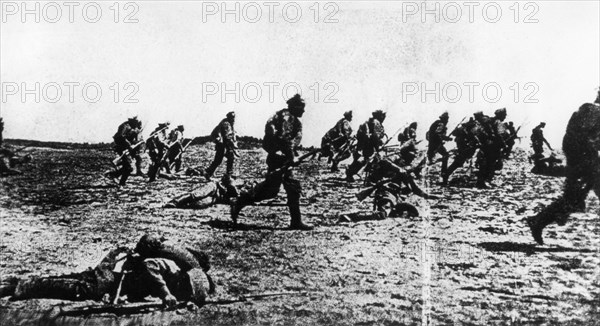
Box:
1;1;598;147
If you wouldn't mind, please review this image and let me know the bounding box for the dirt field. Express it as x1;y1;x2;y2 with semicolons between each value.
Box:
0;142;598;325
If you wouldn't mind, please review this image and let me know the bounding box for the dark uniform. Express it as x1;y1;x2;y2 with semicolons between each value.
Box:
0;147;32;176
398;122;417;144
147;123;171;182
346;110;386;182
164;175;239;209
205;112;237;179
529;122;552;161
528;92;600;244
0;117;4;146
230;94;313;230
321;111;353;172
474;109;507;189
504;121;518;158
4;234;214;306
107;117;142;186
168;125;185;173
442;117;481;185
427;112;451;175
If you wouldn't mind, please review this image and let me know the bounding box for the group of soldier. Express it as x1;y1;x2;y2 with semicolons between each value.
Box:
0;89;598;311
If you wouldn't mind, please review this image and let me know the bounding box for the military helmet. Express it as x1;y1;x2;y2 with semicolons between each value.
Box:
343;111;353;119
494;107;507;117
286;94;306;109
439;112;449;120
372;110;386;121
539;122;546;127
177;125;185;131
226;111;235;119
473;111;484;118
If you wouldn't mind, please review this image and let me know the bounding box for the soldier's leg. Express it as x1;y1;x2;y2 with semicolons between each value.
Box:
119;155;134;186
438;145;449;175
427;142;438;163
345;151;364;180
206;143;225;177
134;153;144;176
12;270;99;301
225;150;235;176
282;170;312;230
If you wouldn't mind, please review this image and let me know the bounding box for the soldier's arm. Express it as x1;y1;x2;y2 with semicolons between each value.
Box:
142;258;181;306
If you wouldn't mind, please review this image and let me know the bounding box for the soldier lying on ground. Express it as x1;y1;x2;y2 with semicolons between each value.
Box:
530;153;565;177
527;90;600;245
0;234;214;307
339;153;438;223
163;175;240;209
0;147;32;176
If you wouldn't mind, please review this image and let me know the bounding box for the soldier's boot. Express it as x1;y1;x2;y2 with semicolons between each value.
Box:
163;194;196;208
226;158;234;177
526;198;571;245
288;202;313;230
330;160;340;173
230;193;252;226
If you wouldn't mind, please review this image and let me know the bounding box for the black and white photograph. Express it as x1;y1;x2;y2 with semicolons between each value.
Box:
0;1;599;325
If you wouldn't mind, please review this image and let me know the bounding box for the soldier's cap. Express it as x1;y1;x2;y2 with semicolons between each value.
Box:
439;112;449;119
473;111;484;118
226;111;235;119
539;122;546;126
158;122;170;128
494;107;507;116
409;121;418;128
372;110;386;118
177;125;185;131
286;94;306;109
343;110;353;118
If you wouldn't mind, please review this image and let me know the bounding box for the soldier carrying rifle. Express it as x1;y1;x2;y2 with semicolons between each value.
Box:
229;94;314;230
147;122;171;182
321;110;353;172
105;116;143;186
168;125;186;173
346;110;387;182
204;112;238;180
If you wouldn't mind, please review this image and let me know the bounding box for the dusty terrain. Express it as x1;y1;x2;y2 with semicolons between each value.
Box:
0;142;598;326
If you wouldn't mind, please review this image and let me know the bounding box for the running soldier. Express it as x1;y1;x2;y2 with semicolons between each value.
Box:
346;110;386;182
442;116;481;185
147;123;171;182
527;90;600;244
168;125;185;173
473;109;507;189
205;112;237;179
321;111;353;172
426;112;452;176
105;117;143;186
398;122;417;144
230;94;314;230
1;234;214;307
529;122;553;162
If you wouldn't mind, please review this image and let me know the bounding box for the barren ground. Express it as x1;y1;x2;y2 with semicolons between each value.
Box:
0;142;598;325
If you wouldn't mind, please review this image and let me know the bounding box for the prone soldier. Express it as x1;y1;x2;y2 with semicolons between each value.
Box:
527;90;600;244
164;175;239;209
0;147;32;176
346;110;386;182
321;111;353;172
229;94;314;230
205;112;237;179
1;234;214;307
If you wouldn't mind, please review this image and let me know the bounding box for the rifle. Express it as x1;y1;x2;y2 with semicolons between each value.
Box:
355;177;393;202
265;149;321;177
112;125;168;166
56;291;308;317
